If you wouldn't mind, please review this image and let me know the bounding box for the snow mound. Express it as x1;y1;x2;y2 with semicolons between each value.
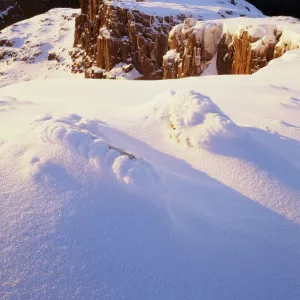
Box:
28;114;160;194
144;90;244;150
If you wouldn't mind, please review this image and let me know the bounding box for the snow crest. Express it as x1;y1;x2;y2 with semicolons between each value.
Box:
143;90;244;150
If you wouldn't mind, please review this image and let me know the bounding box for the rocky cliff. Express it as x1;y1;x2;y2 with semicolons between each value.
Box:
163;18;300;79
72;0;262;79
73;0;177;79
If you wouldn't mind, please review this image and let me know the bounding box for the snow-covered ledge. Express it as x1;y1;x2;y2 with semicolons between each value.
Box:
163;17;300;79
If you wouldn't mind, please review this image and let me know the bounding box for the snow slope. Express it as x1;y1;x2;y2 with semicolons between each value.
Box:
0;8;81;88
109;0;263;20
1;48;300;299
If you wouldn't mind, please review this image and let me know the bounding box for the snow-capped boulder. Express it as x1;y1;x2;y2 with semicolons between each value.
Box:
217;18;300;75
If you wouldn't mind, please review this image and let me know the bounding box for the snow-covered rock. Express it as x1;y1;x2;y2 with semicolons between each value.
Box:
164;16;300;78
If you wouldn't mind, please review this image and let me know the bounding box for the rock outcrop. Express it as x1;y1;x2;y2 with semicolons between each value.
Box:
217;23;279;75
218;23;300;75
73;0;181;79
72;0;262;79
163;18;300;78
163;19;222;79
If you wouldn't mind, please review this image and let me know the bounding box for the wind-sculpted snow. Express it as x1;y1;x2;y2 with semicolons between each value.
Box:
30;114;161;194
107;0;263;20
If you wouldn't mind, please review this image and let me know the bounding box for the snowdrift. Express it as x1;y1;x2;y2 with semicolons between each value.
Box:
142;90;244;149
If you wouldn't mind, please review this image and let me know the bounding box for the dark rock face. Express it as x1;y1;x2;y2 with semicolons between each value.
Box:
18;0;79;17
246;0;300;19
0;0;24;30
0;0;79;30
